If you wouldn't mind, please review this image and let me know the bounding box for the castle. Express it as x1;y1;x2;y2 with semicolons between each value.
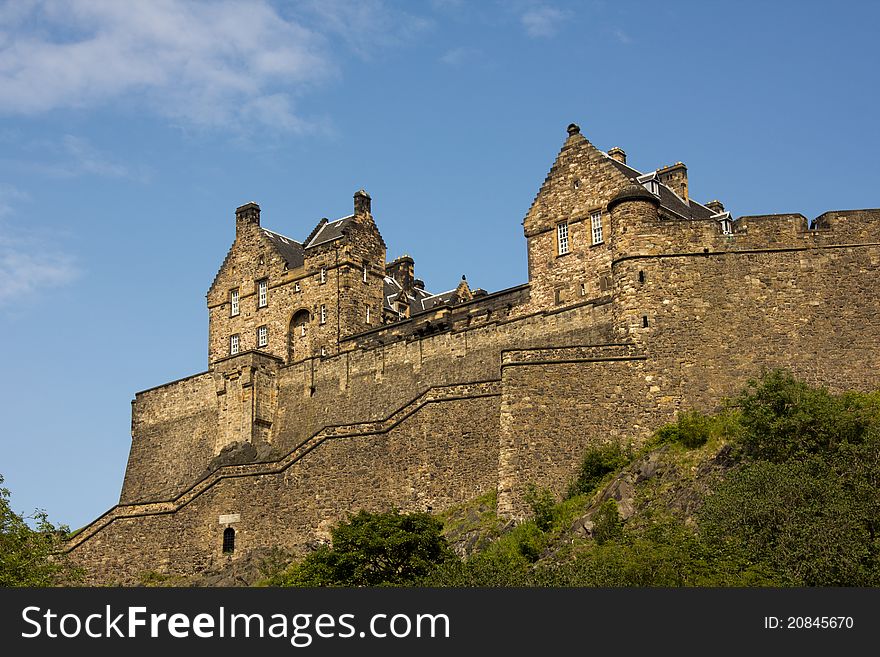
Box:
66;124;880;583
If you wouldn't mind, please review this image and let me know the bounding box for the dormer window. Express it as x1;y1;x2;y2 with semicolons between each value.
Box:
257;279;268;308
230;288;239;317
646;179;659;195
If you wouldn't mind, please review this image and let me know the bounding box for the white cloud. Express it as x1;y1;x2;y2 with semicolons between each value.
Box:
521;5;571;38
439;46;481;67
4;134;145;180
0;186;79;306
0;0;422;132
612;28;633;45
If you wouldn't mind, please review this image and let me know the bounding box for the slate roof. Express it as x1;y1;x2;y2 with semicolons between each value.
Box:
605;156;715;221
305;215;354;248
261;229;304;269
383;276;443;315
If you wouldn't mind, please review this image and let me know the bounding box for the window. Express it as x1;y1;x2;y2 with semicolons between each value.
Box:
294;282;301;292
363;263;368;283
230;288;239;316
591;211;603;245
222;527;235;554
580;282;587;296
257;325;268;348
320;346;327;357
230;334;240;355
258;279;268;308
300;323;306;337
320;304;326;324
320;268;326;284
557;222;569;255
366;305;371;324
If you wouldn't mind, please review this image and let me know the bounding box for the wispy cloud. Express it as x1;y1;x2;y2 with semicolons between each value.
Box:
0;186;79;307
0;1;425;133
439;46;481;67
612;28;633;45
521;5;571;38
8;134;146;180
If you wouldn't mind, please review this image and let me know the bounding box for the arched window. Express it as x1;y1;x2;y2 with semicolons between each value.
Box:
222;527;235;554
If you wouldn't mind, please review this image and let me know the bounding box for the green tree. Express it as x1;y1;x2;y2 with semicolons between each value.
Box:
733;370;877;462
270;509;454;587
0;475;78;587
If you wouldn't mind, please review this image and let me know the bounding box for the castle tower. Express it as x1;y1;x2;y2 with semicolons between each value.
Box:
522;124;632;309
297;189;386;359
607;183;661;341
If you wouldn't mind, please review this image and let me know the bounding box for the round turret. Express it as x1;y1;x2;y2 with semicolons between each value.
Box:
607;183;660;213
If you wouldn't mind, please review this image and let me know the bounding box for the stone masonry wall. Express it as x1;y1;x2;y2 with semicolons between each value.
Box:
68;384;501;585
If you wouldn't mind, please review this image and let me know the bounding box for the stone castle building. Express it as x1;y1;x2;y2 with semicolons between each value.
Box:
66;124;880;583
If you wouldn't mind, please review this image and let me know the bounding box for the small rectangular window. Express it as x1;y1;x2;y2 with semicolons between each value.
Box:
557;222;569;255
257;325;268;348
366;305;371;324
230;334;240;355
320;268;326;284
258;279;268;308
591;211;603;245
363;263;368;283
320;304;326;324
320;346;327;357
230;289;239;316
294;282;301;292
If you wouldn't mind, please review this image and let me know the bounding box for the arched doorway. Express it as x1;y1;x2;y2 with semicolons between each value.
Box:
288;309;311;362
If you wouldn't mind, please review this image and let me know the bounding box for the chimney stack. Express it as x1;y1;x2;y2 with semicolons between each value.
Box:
657;162;688;201
607;147;627;164
235;201;260;236
354;189;371;215
706;199;725;214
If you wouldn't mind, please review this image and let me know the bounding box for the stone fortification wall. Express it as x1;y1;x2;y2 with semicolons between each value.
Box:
68;382;501;585
120;371;218;504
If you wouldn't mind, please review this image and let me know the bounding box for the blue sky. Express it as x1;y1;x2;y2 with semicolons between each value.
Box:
1;0;878;529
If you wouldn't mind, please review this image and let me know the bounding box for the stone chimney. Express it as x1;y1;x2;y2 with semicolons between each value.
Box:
386;255;415;291
657;162;688;201
607;147;626;164
354;189;371;215
235;201;260;237
706;199;725;214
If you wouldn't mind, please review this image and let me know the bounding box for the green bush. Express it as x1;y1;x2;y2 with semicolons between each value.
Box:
268;509;454;587
591;500;623;545
523;484;556;531
566;443;630;499
654;410;713;448
733;370;877;462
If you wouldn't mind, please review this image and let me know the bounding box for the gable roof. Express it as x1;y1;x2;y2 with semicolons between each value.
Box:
605;156;715;221
261;228;304;269
305;215;354;248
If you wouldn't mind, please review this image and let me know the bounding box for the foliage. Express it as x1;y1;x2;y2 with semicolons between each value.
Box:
654;410;714;448
523;484;556;531
591;500;623;545
0;475;79;587
699;453;880;586
565;442;630;499
733;370;878;462
276;371;880;588
268;509;454;587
